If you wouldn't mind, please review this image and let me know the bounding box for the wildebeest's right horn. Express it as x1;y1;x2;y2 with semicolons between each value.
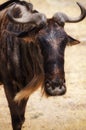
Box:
7;4;47;26
53;2;85;26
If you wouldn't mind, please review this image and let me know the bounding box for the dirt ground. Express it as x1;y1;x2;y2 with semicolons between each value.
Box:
0;0;86;130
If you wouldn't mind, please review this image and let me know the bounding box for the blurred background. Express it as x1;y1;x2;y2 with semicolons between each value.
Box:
0;0;86;130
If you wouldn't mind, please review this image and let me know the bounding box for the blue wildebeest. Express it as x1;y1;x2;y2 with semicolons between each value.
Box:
0;0;85;130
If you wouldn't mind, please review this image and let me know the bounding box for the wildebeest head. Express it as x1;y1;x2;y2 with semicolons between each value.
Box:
7;2;85;99
36;20;81;96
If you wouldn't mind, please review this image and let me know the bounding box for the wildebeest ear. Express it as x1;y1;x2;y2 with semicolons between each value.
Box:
67;35;80;46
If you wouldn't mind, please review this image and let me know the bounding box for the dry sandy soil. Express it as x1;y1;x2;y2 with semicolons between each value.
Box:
0;0;86;130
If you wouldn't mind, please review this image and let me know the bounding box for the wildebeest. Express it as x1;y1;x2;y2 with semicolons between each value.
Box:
0;0;85;130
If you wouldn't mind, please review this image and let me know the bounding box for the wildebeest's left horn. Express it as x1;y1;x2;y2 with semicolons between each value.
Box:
0;0;19;11
53;2;85;26
7;4;47;26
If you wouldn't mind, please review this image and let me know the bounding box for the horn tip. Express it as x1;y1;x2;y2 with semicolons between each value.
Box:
76;2;84;7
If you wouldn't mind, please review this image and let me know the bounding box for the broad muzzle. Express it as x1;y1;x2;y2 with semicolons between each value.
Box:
45;79;66;96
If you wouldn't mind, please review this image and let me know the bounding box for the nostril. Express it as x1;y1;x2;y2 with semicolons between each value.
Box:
46;82;50;87
45;79;66;96
45;79;66;90
59;85;64;89
45;80;51;86
52;81;65;89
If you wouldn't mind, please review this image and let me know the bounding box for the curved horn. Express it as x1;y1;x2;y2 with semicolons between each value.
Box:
53;2;86;26
0;0;19;11
7;4;47;26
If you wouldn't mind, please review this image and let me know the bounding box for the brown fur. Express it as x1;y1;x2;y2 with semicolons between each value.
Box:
14;74;44;102
0;1;85;130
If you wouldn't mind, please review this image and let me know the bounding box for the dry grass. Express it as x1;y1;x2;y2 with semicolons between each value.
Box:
0;0;86;130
